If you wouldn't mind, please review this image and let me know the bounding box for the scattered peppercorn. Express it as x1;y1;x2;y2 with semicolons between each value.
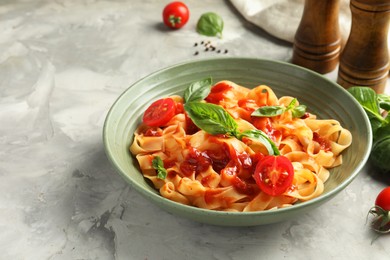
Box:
192;40;229;56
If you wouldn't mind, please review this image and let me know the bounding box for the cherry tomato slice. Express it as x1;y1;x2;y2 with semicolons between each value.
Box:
375;187;390;211
253;155;294;196
162;2;190;29
142;98;176;127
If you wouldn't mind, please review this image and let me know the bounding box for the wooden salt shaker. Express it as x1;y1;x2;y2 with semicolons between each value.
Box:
337;0;390;93
292;0;341;74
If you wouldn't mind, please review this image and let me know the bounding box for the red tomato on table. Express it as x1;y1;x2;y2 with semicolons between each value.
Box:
369;187;390;234
375;187;390;211
162;2;190;29
142;98;176;127
253;155;294;196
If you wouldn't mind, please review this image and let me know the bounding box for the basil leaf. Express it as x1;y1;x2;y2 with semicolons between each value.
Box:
183;77;212;103
251;106;285;117
184;102;238;136
374;123;390;143
292;105;307;118
252;99;306;118
378;94;390;111
348;87;381;115
348;87;385;133
196;12;224;38
286;98;297;111
239;129;280;156
371;135;390;173
152;156;167;179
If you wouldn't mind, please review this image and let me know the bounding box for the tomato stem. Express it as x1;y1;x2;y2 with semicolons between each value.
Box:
169;15;182;27
368;206;390;233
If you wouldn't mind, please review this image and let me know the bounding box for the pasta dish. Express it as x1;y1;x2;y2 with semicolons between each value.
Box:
130;79;352;212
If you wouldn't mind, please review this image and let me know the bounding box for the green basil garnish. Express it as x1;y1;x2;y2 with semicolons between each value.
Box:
184;102;238;136
251;106;285;117
196;12;224;38
348;87;384;133
152;156;167;179
183;77;212;103
291;104;307;118
348;86;390;173
378;93;390;111
251;98;306;118
238;129;280;156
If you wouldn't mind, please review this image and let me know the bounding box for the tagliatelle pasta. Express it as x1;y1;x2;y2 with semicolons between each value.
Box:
130;80;352;212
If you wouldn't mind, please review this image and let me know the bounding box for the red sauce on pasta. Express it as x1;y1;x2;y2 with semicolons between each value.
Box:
180;147;211;176
232;176;255;195
143;127;163;136
251;117;281;141
204;189;221;204
313;132;331;151
205;82;233;104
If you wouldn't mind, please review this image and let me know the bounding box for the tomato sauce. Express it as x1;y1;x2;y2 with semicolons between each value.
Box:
313;132;331;151
204;189;222;204
232;176;255;195
205;82;233;104
180;138;267;197
205;148;230;173
251;117;281;142
185;113;199;135
143;127;163;137
180;147;211;176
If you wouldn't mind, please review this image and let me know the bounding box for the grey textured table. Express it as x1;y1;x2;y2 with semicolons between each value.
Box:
1;1;389;259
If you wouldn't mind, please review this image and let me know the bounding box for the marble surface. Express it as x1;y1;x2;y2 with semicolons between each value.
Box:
1;1;390;259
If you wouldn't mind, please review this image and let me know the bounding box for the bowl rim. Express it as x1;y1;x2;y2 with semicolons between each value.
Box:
103;57;373;218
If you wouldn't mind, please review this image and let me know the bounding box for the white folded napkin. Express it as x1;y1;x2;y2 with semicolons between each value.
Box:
230;0;389;49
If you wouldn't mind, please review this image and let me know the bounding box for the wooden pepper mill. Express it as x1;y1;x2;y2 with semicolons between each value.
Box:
337;0;390;93
292;0;341;74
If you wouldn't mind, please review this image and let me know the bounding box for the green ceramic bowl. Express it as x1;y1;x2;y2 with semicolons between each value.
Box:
103;58;372;226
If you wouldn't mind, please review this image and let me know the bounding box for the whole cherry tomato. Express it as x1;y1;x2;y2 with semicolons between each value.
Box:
142;98;176;127
162;2;190;29
369;187;390;234
375;187;390;211
253;155;294;196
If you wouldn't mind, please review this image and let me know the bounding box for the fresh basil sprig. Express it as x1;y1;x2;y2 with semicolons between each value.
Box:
183;77;212;103
348;86;390;173
184;102;238;136
378;93;390;111
348;87;386;133
152;156;167;179
196;12;224;38
251;98;306;118
238;130;280;156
